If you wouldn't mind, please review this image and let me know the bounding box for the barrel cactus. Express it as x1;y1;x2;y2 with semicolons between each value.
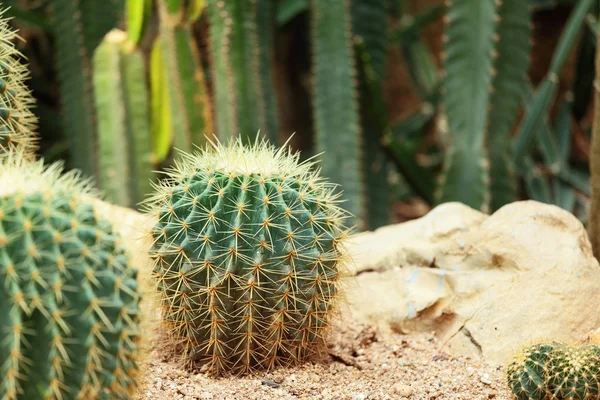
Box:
0;10;37;157
0;151;142;399
507;341;600;400
145;137;350;374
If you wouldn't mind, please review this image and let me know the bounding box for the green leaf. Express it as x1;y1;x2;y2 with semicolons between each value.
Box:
168;0;183;14
555;96;573;163
513;79;557;168
523;158;552;204
572;26;595;121
401;39;440;100
187;0;206;21
126;0;146;46
392;4;444;43
277;0;307;25
150;37;172;162
548;0;594;76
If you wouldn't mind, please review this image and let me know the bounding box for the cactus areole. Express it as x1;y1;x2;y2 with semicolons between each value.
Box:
0;152;141;400
145;137;350;374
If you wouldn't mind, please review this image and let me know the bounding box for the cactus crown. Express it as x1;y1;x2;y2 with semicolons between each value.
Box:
0;10;38;157
144;137;351;375
0;149;93;198
0;151;141;399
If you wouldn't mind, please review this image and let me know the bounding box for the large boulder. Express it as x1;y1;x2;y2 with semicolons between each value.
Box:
345;200;600;365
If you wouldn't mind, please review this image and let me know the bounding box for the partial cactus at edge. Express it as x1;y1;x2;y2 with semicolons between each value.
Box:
507;341;600;400
0;151;142;399
144;138;350;375
0;9;37;157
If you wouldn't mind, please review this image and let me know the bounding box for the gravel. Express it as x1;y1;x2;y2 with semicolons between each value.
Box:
135;318;513;400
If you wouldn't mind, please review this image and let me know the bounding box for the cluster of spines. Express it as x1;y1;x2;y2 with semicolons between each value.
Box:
507;341;600;400
144;138;350;375
0;152;141;399
0;9;37;157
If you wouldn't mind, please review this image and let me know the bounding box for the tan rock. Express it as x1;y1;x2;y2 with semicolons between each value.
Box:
345;200;600;365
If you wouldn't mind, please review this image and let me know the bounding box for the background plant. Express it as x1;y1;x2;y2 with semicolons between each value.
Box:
5;0;598;231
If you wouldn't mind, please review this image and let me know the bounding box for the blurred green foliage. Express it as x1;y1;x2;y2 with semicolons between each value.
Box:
3;0;596;229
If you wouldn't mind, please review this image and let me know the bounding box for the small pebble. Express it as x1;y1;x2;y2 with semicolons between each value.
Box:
392;383;413;397
261;379;281;388
352;394;366;400
480;373;492;385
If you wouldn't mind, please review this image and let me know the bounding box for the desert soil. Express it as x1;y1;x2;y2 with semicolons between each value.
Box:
136;317;513;400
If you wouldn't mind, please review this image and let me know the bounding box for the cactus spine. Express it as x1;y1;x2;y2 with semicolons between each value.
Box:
145;138;349;375
0;9;37;158
0;151;142;399
507;341;600;400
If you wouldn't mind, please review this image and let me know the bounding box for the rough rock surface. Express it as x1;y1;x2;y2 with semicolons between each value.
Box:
346;200;600;365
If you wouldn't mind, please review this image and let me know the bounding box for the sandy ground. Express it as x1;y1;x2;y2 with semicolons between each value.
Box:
136;318;513;400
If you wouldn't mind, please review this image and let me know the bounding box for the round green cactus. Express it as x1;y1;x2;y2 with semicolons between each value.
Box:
0;10;38;157
0;151;141;399
145;138;350;374
507;341;600;400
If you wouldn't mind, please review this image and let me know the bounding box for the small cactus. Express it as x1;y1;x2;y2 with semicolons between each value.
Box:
0;9;37;157
0;151;142;399
507;341;600;400
145;137;350;375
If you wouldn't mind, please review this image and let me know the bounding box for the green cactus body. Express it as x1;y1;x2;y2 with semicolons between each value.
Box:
507;342;600;400
0;9;37;157
507;343;556;400
145;138;349;374
310;0;363;229
546;344;600;400
207;0;280;144
93;29;154;208
0;152;141;400
352;0;393;231
50;0;123;178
